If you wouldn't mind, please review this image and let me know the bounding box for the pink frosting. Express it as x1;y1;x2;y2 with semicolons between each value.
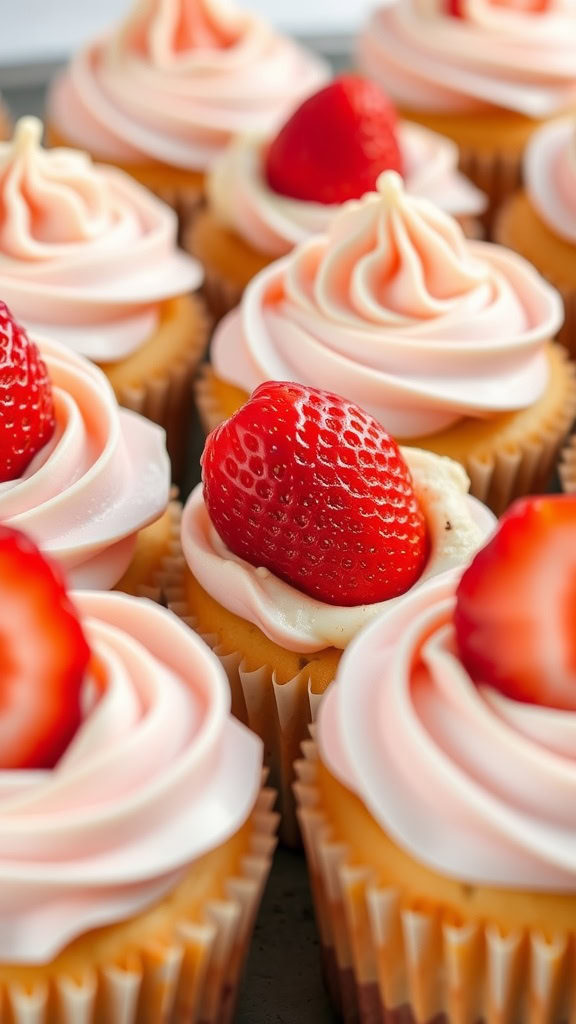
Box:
182;450;495;653
208;121;487;258
320;569;576;889
0;591;262;963
0;335;170;589
212;172;562;438
47;0;329;171
358;0;576;118
524;115;576;243
0;118;202;362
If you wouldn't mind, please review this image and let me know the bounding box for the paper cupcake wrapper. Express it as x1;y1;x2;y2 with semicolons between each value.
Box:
559;433;576;492
200;266;246;325
108;306;210;482
163;517;325;846
458;146;523;235
116;496;181;604
147;182;206;245
0;782;277;1024
296;738;576;1024
194;364;230;437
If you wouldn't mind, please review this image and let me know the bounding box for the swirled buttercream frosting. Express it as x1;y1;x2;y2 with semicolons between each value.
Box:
0;117;202;361
0;335;170;589
47;0;329;171
0;591;262;963
212;171;562;437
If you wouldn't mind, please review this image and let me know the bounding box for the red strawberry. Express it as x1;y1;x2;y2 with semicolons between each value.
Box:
454;495;576;710
0;302;55;483
447;0;464;15
264;75;404;205
202;382;429;606
0;527;90;768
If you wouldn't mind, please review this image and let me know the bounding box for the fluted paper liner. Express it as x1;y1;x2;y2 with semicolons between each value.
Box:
195;355;576;515
107;301;210;481
458;146;523;235
116;496;181;604
559;433;576;493
0;782;277;1024
146;182;206;245
295;738;576;1024
162;509;328;846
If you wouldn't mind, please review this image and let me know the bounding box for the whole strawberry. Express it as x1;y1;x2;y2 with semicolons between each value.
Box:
455;495;576;709
202;382;429;606
265;74;404;205
0;302;55;482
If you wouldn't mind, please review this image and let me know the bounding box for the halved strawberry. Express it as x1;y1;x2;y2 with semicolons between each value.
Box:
0;527;90;768
0;302;55;483
202;381;429;606
264;75;404;205
454;495;576;709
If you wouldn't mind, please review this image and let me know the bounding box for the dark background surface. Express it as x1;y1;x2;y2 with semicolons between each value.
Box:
2;72;339;1024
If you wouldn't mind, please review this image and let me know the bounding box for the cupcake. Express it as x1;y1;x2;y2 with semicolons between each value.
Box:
0;117;207;476
45;0;329;230
496;116;576;357
201;171;575;515
0;95;10;140
560;433;576;492
190;75;486;319
296;493;576;1024
358;0;576;220
167;380;495;842
0;524;275;1023
0;301;171;594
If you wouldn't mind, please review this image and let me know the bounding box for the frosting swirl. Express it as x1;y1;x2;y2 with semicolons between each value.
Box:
0;118;202;362
212;172;562;438
0;335;170;589
0;591;262;963
524;115;576;243
320;569;576;889
47;0;329;171
182;449;495;653
358;0;576;118
208;122;487;258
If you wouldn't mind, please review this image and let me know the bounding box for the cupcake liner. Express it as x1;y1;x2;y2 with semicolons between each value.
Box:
559;433;576;492
163;517;329;846
109;302;210;482
0;782;277;1024
199;266;246;325
194;365;228;436
457;349;576;515
116;496;181;602
146;182;206;245
295;738;576;1024
458;146;523;235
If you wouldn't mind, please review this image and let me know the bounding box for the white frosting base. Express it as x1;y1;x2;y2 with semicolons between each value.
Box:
182;449;495;653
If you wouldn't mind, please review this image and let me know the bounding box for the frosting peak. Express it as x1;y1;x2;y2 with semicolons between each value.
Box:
213;171;562;437
0;118;202;361
304;171;488;324
122;0;244;62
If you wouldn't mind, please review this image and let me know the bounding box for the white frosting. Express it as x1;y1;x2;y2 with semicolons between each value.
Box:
524;115;576;244
0;592;262;963
207;121;486;258
320;570;576;889
212;173;562;439
181;449;495;654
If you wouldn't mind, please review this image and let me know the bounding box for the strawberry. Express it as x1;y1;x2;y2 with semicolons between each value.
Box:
454;495;576;710
447;0;464;15
0;527;90;769
202;382;429;606
0;302;55;483
264;75;404;205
